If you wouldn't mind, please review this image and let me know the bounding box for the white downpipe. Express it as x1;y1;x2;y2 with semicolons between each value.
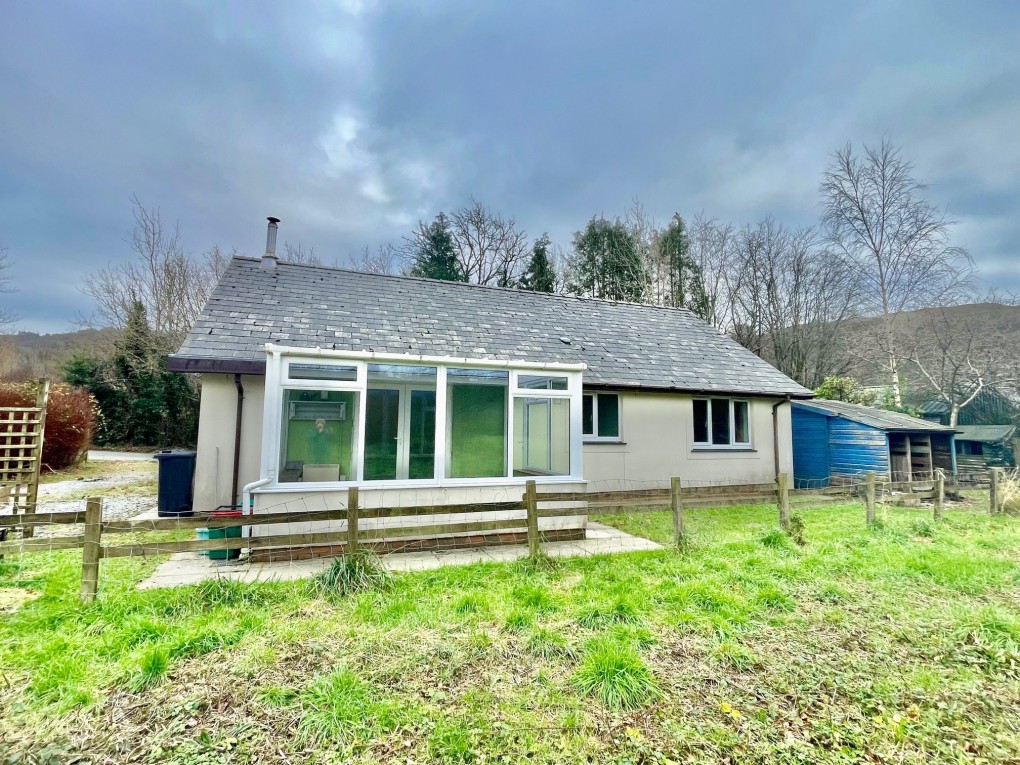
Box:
242;477;272;516
240;476;272;543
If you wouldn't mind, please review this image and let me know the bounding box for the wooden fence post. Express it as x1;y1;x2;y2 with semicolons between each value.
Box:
670;477;685;547
990;468;1001;515
933;469;944;520
865;471;876;526
347;486;360;554
79;497;102;603
777;472;790;530
525;480;539;559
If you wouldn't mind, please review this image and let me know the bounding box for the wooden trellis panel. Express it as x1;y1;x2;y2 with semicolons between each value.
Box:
0;380;49;538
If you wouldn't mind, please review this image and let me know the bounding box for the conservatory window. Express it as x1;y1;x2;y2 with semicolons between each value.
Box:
269;352;582;484
446;368;509;478
279;389;359;482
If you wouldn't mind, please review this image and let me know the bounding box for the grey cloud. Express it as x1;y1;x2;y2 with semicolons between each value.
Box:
2;0;1019;332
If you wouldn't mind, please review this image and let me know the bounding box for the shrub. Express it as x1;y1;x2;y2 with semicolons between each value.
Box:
0;382;96;470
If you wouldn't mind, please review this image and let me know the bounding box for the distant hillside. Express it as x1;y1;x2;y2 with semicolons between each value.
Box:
855;302;1020;336
0;327;121;381
844;302;1020;389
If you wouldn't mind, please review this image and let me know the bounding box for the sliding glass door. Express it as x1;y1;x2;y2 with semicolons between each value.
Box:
364;364;437;480
364;387;401;480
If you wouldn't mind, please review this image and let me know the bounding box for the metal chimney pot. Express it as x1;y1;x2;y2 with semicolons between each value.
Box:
262;216;280;268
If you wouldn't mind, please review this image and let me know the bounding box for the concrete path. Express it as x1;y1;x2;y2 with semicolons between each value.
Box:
87;450;156;461
137;523;661;590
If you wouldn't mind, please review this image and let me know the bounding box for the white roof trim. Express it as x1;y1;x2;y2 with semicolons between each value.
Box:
264;343;588;372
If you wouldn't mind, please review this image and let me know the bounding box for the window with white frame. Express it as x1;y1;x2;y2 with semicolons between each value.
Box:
582;392;620;440
692;398;750;447
270;353;582;484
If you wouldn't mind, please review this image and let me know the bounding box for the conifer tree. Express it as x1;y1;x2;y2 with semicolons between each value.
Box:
410;214;467;282
655;213;710;317
570;216;645;302
520;234;557;293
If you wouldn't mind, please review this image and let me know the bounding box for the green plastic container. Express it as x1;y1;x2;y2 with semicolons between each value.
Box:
208;511;243;560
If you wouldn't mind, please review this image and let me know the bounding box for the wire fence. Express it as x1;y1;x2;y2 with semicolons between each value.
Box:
1;467;1015;600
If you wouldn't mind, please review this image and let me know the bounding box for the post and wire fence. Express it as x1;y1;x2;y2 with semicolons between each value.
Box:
1;466;1015;601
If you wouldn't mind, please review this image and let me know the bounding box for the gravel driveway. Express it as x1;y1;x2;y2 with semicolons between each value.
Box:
3;461;159;539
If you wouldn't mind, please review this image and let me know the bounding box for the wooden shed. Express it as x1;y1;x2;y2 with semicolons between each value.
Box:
792;400;956;487
954;425;1017;473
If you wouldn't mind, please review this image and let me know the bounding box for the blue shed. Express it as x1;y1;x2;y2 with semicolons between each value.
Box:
792;400;956;487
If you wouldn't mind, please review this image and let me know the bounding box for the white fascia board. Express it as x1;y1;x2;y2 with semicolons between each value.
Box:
264;343;587;372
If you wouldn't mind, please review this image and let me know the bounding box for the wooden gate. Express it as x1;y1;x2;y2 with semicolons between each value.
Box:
0;380;49;538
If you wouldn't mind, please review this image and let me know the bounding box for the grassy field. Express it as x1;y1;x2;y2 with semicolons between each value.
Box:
1;501;1019;763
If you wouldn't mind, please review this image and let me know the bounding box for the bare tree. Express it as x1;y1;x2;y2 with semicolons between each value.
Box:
447;200;530;286
352;243;399;274
282;241;329;266
82;196;207;350
196;245;245;307
0;245;16;329
725;219;856;387
905;303;1020;426
821;140;973;405
687;215;735;330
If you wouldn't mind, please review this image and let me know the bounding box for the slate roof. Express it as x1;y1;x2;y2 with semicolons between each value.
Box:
172;257;813;397
794;400;956;432
954;425;1016;443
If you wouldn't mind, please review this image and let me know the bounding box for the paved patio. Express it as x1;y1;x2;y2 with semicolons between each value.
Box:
137;522;661;589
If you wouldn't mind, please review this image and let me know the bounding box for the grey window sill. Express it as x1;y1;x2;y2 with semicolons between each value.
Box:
583;439;627;445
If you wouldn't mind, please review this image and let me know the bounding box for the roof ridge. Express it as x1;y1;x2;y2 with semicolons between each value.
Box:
230;255;699;316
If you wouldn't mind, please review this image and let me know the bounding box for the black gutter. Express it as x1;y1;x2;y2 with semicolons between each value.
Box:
231;374;245;508
168;356;267;375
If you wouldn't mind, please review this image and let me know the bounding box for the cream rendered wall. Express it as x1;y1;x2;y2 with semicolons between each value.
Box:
583;392;792;486
193;374;265;512
193;375;792;516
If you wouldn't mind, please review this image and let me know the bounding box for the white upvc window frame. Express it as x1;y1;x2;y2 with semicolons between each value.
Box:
582;391;622;442
692;397;752;449
260;345;585;491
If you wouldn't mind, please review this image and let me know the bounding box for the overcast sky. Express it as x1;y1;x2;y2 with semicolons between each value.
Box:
2;0;1018;333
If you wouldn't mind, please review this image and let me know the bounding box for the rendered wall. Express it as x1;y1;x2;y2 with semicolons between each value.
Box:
193;374;265;513
582;392;792;486
193;378;793;514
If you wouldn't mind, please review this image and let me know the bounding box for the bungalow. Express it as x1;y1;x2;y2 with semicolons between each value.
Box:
170;229;811;548
792;399;957;487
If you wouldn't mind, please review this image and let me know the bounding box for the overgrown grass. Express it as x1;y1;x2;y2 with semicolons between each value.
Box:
309;550;390;600
2;501;1020;763
574;635;658;709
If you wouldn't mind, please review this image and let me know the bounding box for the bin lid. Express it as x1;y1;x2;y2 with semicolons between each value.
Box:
153;450;197;461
